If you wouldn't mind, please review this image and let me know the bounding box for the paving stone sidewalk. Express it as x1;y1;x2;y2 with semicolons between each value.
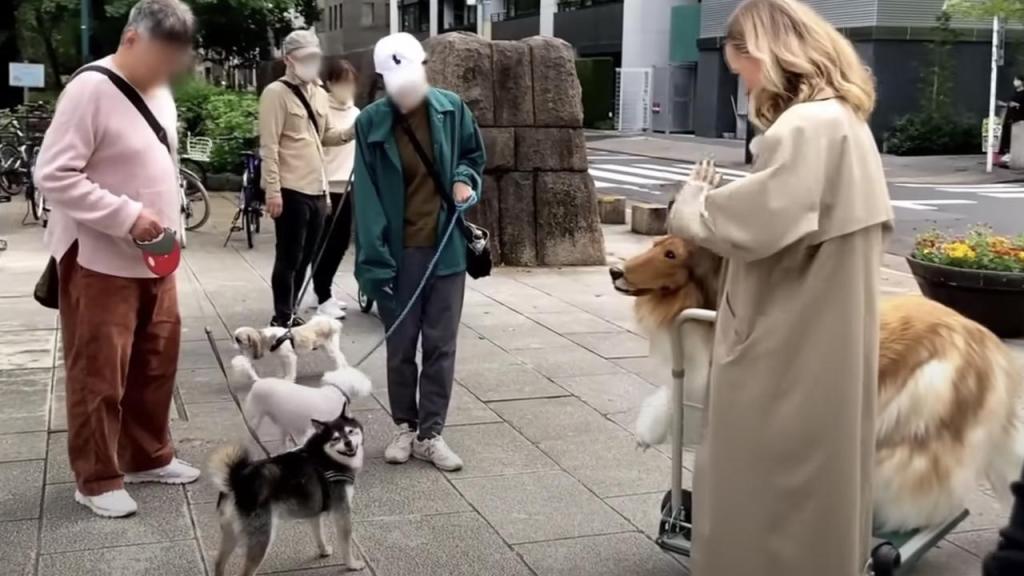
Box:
0;195;1014;576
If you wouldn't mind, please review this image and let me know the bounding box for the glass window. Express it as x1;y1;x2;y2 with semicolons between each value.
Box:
361;2;375;26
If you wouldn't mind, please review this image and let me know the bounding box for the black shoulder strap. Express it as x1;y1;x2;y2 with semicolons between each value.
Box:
71;65;171;155
279;79;321;134
395;113;471;241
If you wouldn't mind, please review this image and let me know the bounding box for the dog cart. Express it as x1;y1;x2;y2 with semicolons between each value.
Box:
656;309;970;575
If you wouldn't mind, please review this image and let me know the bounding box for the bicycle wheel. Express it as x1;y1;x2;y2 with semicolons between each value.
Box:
27;185;41;221
180;168;210;231
0;144;23;195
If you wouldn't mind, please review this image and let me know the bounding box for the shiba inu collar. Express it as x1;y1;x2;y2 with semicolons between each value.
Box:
320;468;356;484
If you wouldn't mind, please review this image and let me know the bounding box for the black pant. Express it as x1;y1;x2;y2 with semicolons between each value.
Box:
312;191;353;304
379;248;466;440
271;189;326;323
1000;111;1022;154
985;463;1024;575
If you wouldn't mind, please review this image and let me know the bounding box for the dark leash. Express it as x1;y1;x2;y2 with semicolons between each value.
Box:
204;326;271;458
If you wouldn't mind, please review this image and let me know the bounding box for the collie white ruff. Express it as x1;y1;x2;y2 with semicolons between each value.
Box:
233;316;344;381
612;235;1024;532
230;354;372;448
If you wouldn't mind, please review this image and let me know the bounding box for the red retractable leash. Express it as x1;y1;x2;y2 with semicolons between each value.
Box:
134;227;181;277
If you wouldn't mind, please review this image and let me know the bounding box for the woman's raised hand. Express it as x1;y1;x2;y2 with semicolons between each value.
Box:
690;157;723;189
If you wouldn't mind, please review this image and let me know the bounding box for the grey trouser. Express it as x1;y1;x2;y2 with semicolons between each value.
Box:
380;247;466;439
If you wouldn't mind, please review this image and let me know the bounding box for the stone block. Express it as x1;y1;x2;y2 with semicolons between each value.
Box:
452;471;633;544
441;422;558;479
597;195;627;224
0;520;38;576
466;174;501;266
516;533;683;576
524;36;584;127
535;172;605;265
515;128;587;171
456;364;568;402
38;541;206;576
513;344;622;380
498;172;537;266
481;127;514;171
631;203;668;235
425;32;495;126
358;513;532;576
0;460;43;521
492;40;534;126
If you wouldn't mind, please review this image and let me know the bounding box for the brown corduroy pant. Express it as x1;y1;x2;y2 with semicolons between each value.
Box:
58;243;181;496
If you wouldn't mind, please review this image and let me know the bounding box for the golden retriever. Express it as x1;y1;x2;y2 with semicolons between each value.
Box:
610;235;1024;532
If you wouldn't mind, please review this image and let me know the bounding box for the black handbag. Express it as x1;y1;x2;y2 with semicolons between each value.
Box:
395;114;492;279
32;65;177;310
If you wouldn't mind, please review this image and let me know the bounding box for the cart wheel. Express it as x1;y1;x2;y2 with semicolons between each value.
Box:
658;488;693;538
869;542;900;576
245;209;256;249
358;289;374;314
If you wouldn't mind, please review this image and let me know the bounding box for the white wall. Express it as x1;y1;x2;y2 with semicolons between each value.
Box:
621;0;694;68
539;0;556;36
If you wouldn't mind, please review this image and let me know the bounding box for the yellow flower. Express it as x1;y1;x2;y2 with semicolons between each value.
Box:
942;242;976;260
1017;251;1024;262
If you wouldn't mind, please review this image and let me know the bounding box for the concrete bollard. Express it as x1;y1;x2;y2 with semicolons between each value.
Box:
631;203;668;235
598;195;627;224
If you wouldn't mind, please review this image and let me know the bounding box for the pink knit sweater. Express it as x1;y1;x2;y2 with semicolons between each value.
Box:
35;56;179;279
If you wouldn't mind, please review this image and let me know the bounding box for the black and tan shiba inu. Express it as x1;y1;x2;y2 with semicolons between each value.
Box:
208;412;366;575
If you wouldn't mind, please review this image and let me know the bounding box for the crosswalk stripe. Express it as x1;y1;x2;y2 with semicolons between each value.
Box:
593;181;663;194
587;155;650;161
588;168;668;185
895;183;1020;189
937;187;1024;193
980;192;1024;198
673;163;750;177
890;199;976;211
636;163;741;182
593;164;688;181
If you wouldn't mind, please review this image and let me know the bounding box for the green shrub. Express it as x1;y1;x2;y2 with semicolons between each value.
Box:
883;113;977;156
173;79;258;173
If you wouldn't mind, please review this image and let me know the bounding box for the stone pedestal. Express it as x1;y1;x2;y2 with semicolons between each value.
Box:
631;204;668;236
598;196;627;225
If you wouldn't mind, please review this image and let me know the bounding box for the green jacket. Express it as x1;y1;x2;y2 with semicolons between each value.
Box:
352;88;486;300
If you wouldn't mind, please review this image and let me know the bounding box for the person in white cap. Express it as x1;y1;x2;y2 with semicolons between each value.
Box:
353;32;485;472
258;29;354;328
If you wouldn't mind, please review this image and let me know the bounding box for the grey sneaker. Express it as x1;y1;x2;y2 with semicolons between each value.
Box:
413;435;463;471
384;423;417;464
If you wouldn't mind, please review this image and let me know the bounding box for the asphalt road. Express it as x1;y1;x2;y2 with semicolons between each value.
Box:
587;151;1024;255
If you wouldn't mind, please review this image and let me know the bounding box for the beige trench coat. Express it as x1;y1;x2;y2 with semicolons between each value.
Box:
668;98;893;576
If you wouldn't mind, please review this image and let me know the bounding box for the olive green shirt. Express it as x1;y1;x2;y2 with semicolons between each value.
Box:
395;105;441;247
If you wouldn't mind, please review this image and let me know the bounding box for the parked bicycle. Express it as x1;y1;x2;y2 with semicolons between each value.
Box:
178;165;210;248
224;151;263;249
0;113;51;226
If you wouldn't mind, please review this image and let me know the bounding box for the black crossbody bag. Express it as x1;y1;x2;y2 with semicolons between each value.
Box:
395;114;492;279
33;65;174;309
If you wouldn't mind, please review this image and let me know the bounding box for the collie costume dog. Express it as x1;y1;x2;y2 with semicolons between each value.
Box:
233;316;344;381
209;412;366;575
230;355;372;448
611;235;1024;532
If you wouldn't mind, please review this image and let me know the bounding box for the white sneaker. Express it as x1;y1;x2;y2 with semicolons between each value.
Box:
75;489;138;518
384;423;417;464
413;436;463;472
316;297;348;319
124;458;201;485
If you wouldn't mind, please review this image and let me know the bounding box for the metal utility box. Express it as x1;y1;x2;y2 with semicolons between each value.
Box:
650;64;695;134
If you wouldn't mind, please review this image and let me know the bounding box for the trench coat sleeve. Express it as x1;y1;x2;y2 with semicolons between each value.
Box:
352;120;397;298
668;120;826;262
453;101;485;193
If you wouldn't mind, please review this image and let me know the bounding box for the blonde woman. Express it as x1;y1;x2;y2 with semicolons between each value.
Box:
667;0;892;574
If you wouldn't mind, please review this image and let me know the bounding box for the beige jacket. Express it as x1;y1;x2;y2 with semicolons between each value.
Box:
258;72;354;199
669;98;893;576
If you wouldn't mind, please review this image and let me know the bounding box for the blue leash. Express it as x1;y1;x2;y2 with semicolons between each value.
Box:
351;205;465;368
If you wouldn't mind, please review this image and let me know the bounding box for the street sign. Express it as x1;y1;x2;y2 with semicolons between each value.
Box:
9;63;45;88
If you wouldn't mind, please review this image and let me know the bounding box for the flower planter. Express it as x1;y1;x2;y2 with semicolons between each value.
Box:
906;257;1024;338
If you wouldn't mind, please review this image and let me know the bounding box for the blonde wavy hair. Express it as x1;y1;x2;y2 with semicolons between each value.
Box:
725;0;875;128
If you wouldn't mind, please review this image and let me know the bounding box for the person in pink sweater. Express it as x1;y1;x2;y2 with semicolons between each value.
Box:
33;0;200;518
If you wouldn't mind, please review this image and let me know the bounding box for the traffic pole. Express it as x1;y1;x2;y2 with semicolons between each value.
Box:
986;15;999;173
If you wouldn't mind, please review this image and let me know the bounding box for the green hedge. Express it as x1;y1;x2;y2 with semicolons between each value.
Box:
174;79;258;173
883;112;977;156
576;57;615;130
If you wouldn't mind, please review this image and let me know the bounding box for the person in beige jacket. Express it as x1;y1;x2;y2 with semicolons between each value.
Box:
667;0;893;574
259;29;354;327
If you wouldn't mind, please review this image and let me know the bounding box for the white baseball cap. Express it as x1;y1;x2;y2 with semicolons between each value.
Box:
373;32;427;92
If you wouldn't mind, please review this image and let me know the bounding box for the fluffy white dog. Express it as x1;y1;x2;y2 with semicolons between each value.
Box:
230;355;372;448
233;316;344;381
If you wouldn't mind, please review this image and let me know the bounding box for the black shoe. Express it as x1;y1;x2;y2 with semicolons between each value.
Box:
270;315;306;328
